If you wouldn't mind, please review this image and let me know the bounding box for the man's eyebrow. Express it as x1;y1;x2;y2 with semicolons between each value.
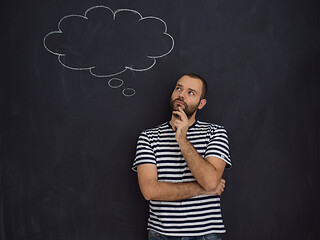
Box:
188;88;197;93
176;84;198;93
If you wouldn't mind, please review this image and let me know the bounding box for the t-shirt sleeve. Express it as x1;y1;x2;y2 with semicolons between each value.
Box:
204;126;232;168
132;131;156;172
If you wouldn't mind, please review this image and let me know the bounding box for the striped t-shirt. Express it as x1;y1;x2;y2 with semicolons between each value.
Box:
132;120;231;237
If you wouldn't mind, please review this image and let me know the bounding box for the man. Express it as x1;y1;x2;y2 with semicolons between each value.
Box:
132;74;231;240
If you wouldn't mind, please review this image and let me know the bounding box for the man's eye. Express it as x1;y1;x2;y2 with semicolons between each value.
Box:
189;91;194;95
176;87;181;91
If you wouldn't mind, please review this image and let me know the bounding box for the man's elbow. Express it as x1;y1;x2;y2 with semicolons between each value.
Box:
141;190;153;201
203;183;217;192
202;179;220;192
139;182;158;201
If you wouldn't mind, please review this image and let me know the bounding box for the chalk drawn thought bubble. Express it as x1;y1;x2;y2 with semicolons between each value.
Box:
44;5;175;97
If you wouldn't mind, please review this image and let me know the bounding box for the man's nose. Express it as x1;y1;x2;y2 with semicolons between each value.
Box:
178;91;185;99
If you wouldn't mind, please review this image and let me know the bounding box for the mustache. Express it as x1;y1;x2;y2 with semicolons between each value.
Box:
173;98;187;107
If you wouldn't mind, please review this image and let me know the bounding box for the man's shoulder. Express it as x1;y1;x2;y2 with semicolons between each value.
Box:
141;122;170;134
195;120;226;131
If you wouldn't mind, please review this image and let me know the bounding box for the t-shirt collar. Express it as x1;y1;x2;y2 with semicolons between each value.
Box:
167;119;198;131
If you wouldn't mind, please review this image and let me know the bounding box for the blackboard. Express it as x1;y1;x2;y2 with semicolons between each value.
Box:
1;0;319;239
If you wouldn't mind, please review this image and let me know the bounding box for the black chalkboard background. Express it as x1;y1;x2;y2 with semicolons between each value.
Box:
1;0;319;239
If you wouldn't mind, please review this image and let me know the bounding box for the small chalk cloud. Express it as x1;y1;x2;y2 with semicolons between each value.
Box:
44;5;174;97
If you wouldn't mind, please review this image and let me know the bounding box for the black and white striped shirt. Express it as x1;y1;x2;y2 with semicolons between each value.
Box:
133;120;231;237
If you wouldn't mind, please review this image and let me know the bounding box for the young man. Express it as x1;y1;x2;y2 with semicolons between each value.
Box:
133;74;232;239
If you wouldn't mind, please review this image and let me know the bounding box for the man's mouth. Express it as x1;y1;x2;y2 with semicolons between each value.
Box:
174;99;186;107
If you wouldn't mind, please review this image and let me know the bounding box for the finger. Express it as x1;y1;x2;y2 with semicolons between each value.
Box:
173;108;188;120
171;118;180;125
178;107;189;121
217;183;224;189
171;122;182;132
172;110;183;118
172;111;181;119
171;123;177;131
218;183;225;191
217;182;225;189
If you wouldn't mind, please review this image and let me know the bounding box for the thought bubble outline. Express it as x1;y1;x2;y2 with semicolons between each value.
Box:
43;5;175;78
108;78;124;88
122;88;136;97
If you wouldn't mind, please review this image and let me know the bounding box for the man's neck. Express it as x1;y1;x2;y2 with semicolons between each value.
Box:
169;113;196;127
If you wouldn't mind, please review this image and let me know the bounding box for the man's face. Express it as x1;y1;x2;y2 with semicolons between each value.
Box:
169;75;206;118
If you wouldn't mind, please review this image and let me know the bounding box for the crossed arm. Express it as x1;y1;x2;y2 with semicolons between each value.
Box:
137;108;227;202
137;161;225;201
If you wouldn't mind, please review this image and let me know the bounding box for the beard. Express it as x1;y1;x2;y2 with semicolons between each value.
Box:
169;97;200;118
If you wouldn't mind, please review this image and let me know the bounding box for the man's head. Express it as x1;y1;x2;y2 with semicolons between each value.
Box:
184;73;207;100
169;74;207;118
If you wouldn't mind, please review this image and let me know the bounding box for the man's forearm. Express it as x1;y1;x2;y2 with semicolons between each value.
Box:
177;138;221;191
142;180;205;201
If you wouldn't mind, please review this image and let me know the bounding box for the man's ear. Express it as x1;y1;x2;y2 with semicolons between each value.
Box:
198;99;207;110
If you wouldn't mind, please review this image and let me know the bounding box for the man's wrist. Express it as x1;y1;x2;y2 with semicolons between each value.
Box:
176;136;188;145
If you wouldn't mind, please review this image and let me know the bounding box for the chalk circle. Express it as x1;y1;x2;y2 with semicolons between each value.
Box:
122;88;136;97
108;78;124;88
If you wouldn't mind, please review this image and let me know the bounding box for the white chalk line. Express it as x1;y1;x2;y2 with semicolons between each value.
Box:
43;5;175;78
122;88;136;97
108;78;136;97
108;78;124;88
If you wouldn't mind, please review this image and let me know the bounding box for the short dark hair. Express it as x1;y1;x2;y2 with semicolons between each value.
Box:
184;73;207;99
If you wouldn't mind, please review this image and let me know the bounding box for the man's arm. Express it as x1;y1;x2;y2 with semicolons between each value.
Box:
172;108;227;191
137;164;225;201
178;139;226;191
